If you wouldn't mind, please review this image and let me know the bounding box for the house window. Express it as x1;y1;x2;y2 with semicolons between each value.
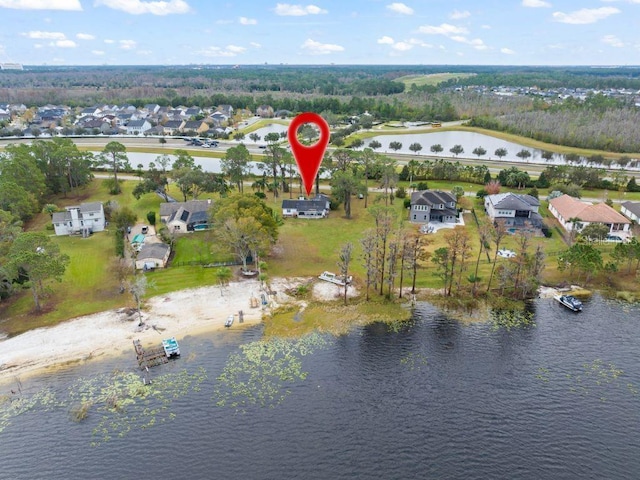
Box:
413;215;416;220
174;225;180;230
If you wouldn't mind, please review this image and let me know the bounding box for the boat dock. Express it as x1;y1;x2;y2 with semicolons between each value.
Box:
133;339;169;369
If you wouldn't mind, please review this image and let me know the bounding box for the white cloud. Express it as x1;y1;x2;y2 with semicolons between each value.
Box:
104;39;115;44
197;45;246;57
602;34;624;47
239;16;257;25
274;3;327;16
23;31;66;40
215;19;234;24
250;42;262;48
0;0;81;10
450;9;470;19
552;7;619;24
386;2;413;15
377;35;395;45
467;38;487;50
137;50;153;55
481;24;491;29
418;23;468;36
300;38;344;54
0;45;5;54
501;47;516;54
392;42;413;51
52;39;77;48
119;39;137;50
94;0;190;15
92;50;105;55
76;33;95;40
522;0;551;7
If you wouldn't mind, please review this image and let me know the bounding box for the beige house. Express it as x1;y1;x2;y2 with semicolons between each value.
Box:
135;243;171;270
548;194;631;238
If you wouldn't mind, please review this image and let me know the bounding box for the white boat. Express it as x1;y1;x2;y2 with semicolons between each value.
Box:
319;271;352;286
161;337;180;357
224;314;234;327
555;294;583;312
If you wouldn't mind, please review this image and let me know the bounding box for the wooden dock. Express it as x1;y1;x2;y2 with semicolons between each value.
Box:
133;339;169;369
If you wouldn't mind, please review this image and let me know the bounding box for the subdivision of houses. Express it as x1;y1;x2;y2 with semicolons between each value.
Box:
548;194;631;238
621;201;640;223
409;190;458;224
160;200;213;232
281;194;331;218
51;202;105;236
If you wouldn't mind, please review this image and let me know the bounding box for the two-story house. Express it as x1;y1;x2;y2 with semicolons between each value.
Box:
51;202;105;236
409;190;458;224
484;192;543;231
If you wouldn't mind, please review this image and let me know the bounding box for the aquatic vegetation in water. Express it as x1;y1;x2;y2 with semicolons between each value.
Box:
400;352;428;371
0;388;59;434
536;359;637;402
213;333;329;411
489;310;535;331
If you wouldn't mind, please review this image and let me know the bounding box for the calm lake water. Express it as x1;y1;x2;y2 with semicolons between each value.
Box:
2;295;640;480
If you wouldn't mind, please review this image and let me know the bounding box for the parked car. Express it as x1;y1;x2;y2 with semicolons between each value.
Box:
606;235;623;242
497;249;516;258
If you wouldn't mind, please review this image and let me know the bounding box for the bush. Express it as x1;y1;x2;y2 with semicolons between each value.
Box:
416;182;428;191
254;192;266;199
146;211;156;226
114;231;125;258
476;189;488;199
403;198;411;209
395;186;407;199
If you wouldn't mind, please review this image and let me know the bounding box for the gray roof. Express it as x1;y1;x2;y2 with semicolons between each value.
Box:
622;201;640;217
137;243;170;261
282;196;329;211
52;211;72;223
127;119;148;128
411;190;457;206
80;202;103;213
160;200;212;218
487;193;539;210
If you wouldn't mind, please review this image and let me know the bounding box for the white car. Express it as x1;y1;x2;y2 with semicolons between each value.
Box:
497;249;516;258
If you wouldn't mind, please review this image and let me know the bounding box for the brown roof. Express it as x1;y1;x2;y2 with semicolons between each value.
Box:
550;194;630;224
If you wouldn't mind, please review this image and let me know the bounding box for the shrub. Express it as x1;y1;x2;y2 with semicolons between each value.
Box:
146;211;156;226
395;186;407;199
403;198;411;209
416;182;429;191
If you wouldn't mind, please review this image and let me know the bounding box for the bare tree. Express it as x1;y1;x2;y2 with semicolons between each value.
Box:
486;221;508;294
337;242;354;305
128;275;150;326
360;229;377;301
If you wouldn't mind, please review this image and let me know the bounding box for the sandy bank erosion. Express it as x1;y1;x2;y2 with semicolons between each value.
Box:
0;279;282;385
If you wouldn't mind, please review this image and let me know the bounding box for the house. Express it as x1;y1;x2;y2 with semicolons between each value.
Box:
621;201;640;223
185;107;203;118
484;192;543;230
160;200;213;232
135;243;171;270
161;120;185;135
209;112;229;127
549;194;631;237
181;120;209;135
51;202;105;236
256;105;274;118
126;119;152;135
217;105;234;117
281;194;330;218
409;190;458;224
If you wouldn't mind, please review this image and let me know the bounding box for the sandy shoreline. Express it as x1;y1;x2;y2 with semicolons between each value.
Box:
0;276;354;385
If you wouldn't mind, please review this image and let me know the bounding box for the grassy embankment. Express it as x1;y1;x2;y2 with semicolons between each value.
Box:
393;73;476;88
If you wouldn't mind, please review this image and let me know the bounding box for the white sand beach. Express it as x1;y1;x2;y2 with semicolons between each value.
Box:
0;275;362;385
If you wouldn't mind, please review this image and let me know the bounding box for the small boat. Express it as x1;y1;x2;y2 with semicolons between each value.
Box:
319;271;352;286
161;337;180;358
224;314;234;327
555;294;583;312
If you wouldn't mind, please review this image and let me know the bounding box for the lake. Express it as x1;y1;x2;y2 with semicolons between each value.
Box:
2;295;639;479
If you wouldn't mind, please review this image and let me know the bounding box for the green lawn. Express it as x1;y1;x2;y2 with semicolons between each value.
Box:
394;73;476;88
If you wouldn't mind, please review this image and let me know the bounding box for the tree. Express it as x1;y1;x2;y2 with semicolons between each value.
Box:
96;141;130;194
357;148;376;208
580;223;609;243
432;247;451;295
222;143;251;193
350;138;364;149
331;170;363;219
215;217;271;271
368;140;382;151
389;141;402;153
450;144;464;157
541;151;554;162
451;186;465;201
494;148;507;160
516;149;532;162
263;134;285;200
369;205;396;295
6;232;70;311
159;137;167;147
146;211;156;226
215;267;232;296
0;180;39;221
127;274;150;326
360;229;377;301
558;242;603;284
471;223;491;296
249;133;261;143
472;146;487;158
409;142;423;155
486;221;507;294
430;144;443;155
337;242;354;305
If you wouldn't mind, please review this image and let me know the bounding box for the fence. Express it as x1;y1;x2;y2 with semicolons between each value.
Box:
171;260;242;268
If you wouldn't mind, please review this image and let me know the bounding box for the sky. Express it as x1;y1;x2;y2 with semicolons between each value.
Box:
0;0;639;66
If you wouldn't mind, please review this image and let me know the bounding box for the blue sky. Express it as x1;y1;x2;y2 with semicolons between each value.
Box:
0;0;638;66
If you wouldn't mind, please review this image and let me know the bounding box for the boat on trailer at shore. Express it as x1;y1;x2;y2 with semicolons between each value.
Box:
319;271;353;286
555;294;583;312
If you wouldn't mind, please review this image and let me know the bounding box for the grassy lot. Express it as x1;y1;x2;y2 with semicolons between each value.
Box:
394;73;476;88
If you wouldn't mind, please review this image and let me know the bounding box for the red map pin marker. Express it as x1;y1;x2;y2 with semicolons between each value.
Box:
288;112;330;197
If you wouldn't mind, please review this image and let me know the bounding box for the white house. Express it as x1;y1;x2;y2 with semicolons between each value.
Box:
51;202;105;236
549;194;631;237
621;201;640;223
126;119;152;135
281;195;330;218
484;192;543;230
